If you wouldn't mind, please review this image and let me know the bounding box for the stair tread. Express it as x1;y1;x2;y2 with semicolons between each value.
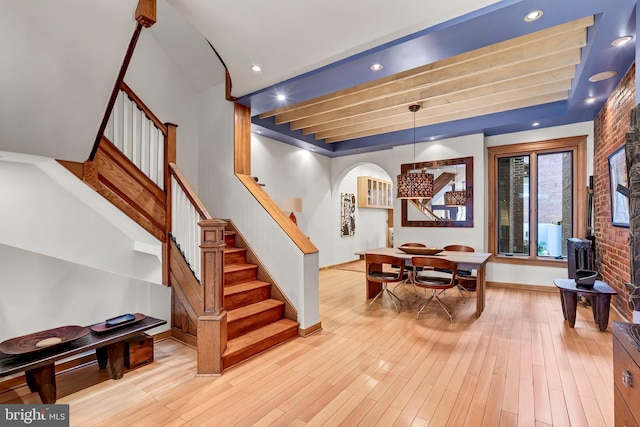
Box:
227;299;283;322
224;280;271;295
224;247;246;254
224;263;258;272
225;319;298;355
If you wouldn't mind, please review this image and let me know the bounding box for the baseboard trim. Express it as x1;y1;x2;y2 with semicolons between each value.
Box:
299;322;322;337
487;281;559;293
153;329;172;342
320;260;361;271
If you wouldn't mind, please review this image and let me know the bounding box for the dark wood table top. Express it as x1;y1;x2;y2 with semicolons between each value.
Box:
553;278;617;294
357;247;491;270
0;316;166;377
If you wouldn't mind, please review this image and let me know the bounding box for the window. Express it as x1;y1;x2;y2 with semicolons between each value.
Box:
488;136;586;265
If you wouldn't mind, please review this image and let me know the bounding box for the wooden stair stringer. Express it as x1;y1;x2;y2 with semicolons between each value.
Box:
169;239;203;347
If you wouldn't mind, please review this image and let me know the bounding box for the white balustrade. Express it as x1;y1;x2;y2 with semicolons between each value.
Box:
171;175;202;283
105;89;165;190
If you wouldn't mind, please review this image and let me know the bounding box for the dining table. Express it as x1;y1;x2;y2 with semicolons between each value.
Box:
358;247;492;317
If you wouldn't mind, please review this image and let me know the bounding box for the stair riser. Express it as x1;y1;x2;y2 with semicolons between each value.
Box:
228;305;284;339
223;327;298;369
225;234;236;248
224;287;271;311
224;251;246;265
225;267;258;286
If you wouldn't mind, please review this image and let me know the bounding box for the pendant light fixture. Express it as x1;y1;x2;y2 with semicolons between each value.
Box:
444;163;467;206
397;104;434;199
444;190;466;206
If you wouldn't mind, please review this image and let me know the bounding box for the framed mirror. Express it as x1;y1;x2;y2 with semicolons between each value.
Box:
400;156;473;227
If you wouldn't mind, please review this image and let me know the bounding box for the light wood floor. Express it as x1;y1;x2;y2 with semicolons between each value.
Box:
1;265;624;426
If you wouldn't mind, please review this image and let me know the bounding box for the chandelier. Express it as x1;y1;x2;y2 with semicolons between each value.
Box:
396;104;434;199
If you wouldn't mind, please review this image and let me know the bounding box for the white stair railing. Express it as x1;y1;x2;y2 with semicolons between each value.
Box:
170;165;212;283
104;83;165;190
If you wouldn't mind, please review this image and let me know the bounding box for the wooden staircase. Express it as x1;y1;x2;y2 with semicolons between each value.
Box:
222;231;299;369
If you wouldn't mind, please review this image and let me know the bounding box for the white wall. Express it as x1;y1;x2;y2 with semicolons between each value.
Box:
0;0;137;162
392;133;486;251
251;133;332;244
252;135;396;268
126;26;201;189
197;85;320;329
0;244;170;343
0;155;162;284
333;165;391;263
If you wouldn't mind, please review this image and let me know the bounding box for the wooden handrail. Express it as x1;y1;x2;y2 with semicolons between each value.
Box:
90;0;157;161
237;174;318;254
233;102;317;254
121;82;168;135
169;163;212;220
89;23;143;161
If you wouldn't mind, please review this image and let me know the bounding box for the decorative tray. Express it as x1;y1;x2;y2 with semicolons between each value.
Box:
90;313;146;334
0;325;89;355
398;246;443;255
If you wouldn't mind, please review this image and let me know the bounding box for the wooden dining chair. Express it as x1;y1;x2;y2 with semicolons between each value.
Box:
394;242;426;293
443;244;477;293
365;254;408;313
411;256;458;320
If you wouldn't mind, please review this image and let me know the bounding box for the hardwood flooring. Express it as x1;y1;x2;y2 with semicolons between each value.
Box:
1;265;624;426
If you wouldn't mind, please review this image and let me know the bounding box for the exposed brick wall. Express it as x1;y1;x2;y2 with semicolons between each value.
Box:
593;63;635;320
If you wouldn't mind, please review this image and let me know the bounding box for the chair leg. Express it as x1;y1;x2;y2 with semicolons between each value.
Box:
368;288;386;311
416;292;434;319
386;288;403;313
393;276;417;296
369;283;402;313
417;290;453;321
434;292;453;321
456;284;467;302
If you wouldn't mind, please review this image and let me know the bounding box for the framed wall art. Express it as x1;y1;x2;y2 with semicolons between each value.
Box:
608;145;630;227
340;193;356;237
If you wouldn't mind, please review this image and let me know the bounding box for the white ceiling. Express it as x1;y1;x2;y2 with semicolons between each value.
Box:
168;0;501;97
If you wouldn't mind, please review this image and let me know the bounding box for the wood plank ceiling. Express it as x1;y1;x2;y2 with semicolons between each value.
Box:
259;16;593;144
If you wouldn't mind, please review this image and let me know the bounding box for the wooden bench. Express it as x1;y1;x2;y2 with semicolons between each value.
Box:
0;315;166;403
553;278;617;331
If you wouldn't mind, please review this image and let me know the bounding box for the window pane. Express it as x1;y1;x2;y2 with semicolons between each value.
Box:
497;156;530;255
537;152;572;257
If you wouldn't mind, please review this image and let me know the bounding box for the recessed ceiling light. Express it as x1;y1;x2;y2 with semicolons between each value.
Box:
585;97;597;104
532;122;540;127
588;71;617;82
251;65;262;72
370;63;383;71
429;137;435;140
276;94;286;101
255;129;262;134
524;10;543;22
612;36;633;47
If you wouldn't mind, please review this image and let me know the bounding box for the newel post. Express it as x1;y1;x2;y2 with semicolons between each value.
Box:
197;218;228;375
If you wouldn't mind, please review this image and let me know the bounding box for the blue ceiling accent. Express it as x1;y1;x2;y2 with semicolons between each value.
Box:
241;0;637;157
